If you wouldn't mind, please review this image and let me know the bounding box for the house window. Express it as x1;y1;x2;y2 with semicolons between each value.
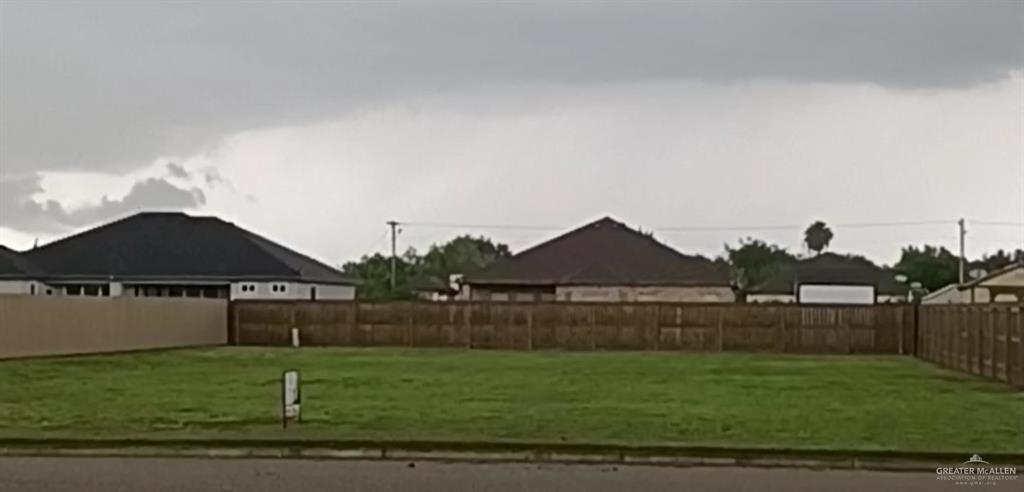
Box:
84;285;99;296
66;285;81;296
100;284;110;296
30;284;36;295
271;284;287;293
201;287;219;298
46;289;53;295
185;287;201;298
169;286;184;297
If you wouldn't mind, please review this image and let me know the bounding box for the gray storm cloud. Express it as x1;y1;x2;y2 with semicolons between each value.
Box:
0;175;206;234
1;1;1021;176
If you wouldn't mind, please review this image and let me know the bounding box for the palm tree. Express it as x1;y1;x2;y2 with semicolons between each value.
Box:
804;221;833;255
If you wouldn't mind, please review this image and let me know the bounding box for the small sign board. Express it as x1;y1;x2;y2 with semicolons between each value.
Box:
282;370;301;427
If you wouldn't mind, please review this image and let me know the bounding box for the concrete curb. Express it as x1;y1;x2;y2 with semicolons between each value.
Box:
0;445;990;472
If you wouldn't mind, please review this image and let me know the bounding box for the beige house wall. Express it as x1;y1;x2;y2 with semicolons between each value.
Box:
747;293;797;303
749;293;907;304
961;265;1024;303
981;266;1024;287
962;288;1020;303
0;296;227;359
554;285;734;303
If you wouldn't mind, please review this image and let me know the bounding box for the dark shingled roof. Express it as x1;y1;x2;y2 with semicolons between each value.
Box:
0;245;46;280
750;253;907;296
25;212;354;285
462;217;730;287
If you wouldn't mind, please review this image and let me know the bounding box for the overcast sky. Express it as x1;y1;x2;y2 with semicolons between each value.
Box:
1;1;1022;266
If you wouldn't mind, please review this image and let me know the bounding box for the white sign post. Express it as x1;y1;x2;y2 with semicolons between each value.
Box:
282;370;301;428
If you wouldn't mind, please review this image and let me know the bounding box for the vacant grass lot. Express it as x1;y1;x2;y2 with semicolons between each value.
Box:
0;348;1021;453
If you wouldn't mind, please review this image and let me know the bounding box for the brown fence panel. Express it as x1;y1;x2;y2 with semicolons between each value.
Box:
917;304;1023;389
1;296;227;359
232;301;916;356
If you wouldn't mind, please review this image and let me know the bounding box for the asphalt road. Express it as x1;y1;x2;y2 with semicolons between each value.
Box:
0;457;1006;492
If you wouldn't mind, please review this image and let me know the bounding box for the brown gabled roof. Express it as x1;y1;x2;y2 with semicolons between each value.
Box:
750;253;907;296
462;217;730;287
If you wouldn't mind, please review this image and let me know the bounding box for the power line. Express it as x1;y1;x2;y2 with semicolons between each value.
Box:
971;220;1024;227
398;221;563;231
396;218;1017;234
657;220;954;232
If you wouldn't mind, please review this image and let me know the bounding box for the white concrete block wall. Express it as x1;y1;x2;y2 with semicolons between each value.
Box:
229;281;354;300
0;280;60;296
0;280;35;295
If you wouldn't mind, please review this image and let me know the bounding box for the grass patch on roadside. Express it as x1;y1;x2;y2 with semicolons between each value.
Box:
0;347;1021;453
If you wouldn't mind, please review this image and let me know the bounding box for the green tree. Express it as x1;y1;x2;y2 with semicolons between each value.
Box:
341;249;420;300
971;249;1024;275
724;238;797;298
893;245;958;292
342;235;511;300
804;221;834;255
419;235;511;281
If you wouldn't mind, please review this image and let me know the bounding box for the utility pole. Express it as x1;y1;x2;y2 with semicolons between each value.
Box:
387;221;399;290
958;218;966;284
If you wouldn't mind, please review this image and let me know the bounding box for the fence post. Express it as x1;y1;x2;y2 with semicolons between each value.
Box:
998;307;1009;382
527;306;534;351
407;304;414;348
897;307;904;355
589;309;597;351
229;301;239;345
349;301;358;346
1017;306;1023;387
290;304;297;348
509;306;516;350
652;305;660;351
841;309;851;354
912;304;920;357
464;304;473;349
716;308;724;352
956;307;964;371
975;308;983;376
985;307;994;378
779;307;787;353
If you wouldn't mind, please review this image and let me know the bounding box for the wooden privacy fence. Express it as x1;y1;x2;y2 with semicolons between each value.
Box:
917;304;1023;388
0;296;227;359
231;301;915;354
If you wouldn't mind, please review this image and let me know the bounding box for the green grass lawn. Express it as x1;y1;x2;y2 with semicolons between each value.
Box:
0;348;1021;453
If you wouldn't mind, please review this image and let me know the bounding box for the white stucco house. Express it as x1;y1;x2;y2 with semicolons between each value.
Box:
12;212;356;300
